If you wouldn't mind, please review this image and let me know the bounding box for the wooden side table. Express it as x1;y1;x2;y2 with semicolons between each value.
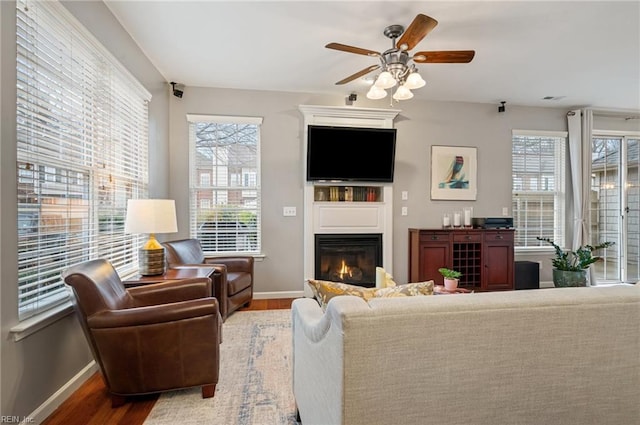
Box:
123;267;215;288
433;285;473;295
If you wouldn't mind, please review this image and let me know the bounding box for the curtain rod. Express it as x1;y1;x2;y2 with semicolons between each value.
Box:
567;108;640;119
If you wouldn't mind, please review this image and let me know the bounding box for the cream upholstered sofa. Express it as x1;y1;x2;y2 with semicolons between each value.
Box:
292;284;640;425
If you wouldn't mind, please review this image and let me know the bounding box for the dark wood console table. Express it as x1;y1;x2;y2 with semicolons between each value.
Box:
123;267;215;288
408;228;514;291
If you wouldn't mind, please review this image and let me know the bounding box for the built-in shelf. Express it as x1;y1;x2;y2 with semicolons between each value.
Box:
314;185;382;202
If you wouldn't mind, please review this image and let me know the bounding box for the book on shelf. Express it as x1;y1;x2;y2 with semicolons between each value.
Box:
316;186;380;202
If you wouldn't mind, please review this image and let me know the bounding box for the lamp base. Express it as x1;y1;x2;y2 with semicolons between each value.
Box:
139;248;165;276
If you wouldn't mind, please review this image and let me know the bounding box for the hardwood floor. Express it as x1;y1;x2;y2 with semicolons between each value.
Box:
41;298;295;425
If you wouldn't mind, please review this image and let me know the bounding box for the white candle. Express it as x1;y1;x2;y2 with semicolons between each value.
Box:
443;215;450;226
464;209;471;226
376;267;386;288
453;212;461;226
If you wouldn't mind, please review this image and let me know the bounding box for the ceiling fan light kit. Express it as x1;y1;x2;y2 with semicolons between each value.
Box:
327;13;475;104
367;85;388;100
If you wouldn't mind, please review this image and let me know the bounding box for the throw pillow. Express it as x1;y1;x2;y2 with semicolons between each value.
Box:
307;279;378;310
374;280;434;298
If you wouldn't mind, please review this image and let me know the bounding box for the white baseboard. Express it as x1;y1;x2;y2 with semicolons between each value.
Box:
253;291;304;300
27;361;98;425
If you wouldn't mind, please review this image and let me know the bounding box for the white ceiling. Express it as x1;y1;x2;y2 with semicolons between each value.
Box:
104;1;640;111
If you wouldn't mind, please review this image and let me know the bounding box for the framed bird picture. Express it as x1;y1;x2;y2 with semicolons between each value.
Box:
430;146;478;200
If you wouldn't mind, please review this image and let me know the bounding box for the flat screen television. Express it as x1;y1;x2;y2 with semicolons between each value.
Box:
306;125;397;182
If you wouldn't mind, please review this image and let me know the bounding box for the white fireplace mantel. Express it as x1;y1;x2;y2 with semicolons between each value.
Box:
299;105;401;295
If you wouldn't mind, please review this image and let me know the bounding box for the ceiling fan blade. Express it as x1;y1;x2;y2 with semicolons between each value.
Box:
396;14;438;51
326;42;380;57
335;65;380;85
413;50;476;63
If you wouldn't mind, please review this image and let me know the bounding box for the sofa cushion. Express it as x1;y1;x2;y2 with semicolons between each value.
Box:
227;272;252;296
374;280;434;297
307;280;378;310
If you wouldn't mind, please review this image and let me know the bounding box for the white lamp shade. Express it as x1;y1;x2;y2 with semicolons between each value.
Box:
124;199;178;234
405;72;426;89
374;71;397;89
393;85;414;100
366;85;388;100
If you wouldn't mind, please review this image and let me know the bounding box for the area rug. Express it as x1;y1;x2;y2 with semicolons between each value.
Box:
143;309;297;425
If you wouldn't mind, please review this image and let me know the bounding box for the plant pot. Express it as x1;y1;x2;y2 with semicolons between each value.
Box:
552;269;588;287
444;278;459;290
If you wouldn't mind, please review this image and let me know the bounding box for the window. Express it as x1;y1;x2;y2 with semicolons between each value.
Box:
591;133;640;282
188;115;262;254
512;131;567;248
16;0;150;319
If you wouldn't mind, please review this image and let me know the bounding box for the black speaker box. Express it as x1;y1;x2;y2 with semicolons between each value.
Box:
515;261;540;290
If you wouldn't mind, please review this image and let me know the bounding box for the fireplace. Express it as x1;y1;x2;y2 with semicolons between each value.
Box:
314;234;382;287
300;105;398;297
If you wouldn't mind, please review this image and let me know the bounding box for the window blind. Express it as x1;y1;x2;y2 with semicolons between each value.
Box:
187;115;262;254
16;0;150;319
512;131;567;248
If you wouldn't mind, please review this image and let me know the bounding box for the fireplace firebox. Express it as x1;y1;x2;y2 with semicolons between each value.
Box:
314;234;382;287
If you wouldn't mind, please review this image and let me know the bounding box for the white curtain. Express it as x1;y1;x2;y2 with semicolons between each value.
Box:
567;109;595;284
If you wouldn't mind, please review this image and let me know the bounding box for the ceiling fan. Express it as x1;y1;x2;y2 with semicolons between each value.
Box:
326;14;475;101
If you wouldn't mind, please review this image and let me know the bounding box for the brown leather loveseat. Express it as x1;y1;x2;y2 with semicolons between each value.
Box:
162;239;254;321
63;259;221;406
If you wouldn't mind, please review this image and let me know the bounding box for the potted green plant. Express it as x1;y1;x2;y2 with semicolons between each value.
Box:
438;267;462;290
536;237;614;287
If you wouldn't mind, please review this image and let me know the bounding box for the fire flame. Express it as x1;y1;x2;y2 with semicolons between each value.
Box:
337;259;353;280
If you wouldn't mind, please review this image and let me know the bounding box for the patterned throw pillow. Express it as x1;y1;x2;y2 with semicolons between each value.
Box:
374;280;434;297
307;279;378;310
307;279;435;310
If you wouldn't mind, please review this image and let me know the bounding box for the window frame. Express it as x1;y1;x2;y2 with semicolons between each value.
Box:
512;130;568;251
187;114;263;255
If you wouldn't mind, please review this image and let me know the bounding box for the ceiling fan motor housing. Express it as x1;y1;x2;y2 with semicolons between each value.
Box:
382;50;411;81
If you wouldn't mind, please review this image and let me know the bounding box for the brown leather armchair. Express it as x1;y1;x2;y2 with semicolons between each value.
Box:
162;239;254;321
62;259;221;407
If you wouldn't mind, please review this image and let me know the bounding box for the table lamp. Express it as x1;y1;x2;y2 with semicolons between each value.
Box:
124;199;178;275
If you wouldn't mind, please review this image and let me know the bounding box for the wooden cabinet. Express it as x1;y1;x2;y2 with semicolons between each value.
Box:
408;228;514;291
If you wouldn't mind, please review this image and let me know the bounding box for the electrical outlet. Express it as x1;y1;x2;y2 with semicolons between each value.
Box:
401;191;408;201
401;206;408;216
502;207;509;216
283;206;296;216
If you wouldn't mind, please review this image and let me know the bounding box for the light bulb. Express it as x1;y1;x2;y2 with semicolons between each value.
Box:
392;85;414;100
404;72;426;89
366;85;387;100
374;71;397;89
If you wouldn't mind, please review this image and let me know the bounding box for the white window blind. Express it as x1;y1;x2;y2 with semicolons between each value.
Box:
16;0;150;319
187;115;262;254
512;131;567;248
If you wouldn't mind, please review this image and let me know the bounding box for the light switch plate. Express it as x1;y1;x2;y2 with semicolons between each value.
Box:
283;206;296;216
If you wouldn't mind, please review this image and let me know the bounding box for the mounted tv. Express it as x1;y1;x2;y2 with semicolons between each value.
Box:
306;125;397;182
